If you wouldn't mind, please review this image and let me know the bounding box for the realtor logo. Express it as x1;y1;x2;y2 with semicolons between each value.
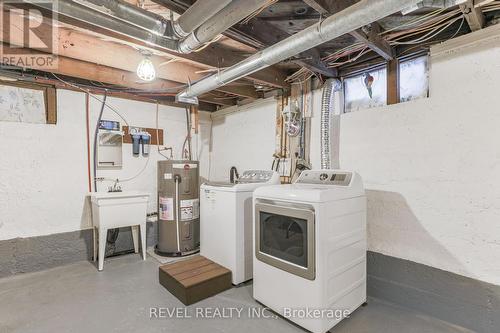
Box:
0;0;58;69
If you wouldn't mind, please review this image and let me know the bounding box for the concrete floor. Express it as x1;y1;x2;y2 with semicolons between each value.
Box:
0;254;472;333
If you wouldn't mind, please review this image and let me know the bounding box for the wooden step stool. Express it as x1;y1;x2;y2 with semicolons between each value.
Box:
159;255;232;305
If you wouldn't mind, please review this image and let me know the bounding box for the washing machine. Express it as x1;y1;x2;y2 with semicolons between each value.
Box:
253;170;366;333
200;170;280;285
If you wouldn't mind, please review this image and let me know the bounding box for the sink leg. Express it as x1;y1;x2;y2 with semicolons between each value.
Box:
92;227;97;262
132;225;139;254
98;227;107;271
139;223;147;260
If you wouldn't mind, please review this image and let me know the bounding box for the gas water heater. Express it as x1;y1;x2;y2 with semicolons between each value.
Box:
156;160;200;257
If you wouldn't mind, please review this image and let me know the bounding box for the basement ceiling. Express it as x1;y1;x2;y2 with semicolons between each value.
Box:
1;0;500;110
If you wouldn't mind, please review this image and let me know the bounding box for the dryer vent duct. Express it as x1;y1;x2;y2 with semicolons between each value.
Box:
320;79;342;170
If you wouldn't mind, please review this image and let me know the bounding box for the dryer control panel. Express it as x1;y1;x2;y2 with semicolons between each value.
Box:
238;170;278;184
296;170;352;186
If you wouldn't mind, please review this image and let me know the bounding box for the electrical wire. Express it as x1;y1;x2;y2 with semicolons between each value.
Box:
382;8;448;35
51;72;187;95
193;34;224;53
391;16;463;45
93;91;107;192
286;6;476;79
208;114;214;181
182;107;193;160
156;101;172;160
53;74;159;185
51;73;130;127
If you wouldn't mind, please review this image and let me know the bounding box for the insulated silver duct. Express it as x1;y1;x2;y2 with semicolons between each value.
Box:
31;0;178;50
173;0;233;38
78;0;170;36
178;0;271;53
176;0;421;104
79;0;233;39
320;79;342;170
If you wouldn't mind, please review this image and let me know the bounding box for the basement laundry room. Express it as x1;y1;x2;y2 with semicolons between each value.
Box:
1;0;500;333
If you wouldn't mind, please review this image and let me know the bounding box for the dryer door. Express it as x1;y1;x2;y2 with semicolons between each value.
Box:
255;202;315;280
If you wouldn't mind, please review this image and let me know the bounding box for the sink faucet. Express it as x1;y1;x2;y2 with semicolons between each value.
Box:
108;179;122;192
230;166;239;184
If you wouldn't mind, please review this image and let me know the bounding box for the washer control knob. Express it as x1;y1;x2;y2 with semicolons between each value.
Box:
319;173;329;181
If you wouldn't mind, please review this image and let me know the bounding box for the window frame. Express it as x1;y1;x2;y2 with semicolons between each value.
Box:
342;63;388;113
0;80;57;124
341;52;430;113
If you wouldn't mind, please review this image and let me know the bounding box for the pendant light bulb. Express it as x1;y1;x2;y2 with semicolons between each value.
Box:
137;56;156;82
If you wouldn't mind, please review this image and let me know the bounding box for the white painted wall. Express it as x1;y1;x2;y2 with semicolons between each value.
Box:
2;26;499;285
208;27;500;285
0;89;210;241
209;98;277;181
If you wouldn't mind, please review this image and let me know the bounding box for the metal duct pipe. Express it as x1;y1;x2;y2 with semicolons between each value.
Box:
79;0;171;36
176;0;421;104
320;79;342;170
173;0;233;38
178;0;270;54
31;0;178;50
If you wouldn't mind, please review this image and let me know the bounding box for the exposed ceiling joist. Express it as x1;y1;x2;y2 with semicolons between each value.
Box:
30;76;218;111
151;0;336;77
234;19;337;77
0;44;235;107
21;0;287;89
303;0;394;60
349;23;394;60
150;0;338;77
1;44;174;91
0;14;258;100
460;0;485;31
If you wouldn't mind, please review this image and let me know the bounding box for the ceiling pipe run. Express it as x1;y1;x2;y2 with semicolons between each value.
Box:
30;0;257;55
78;0;172;36
76;0;233;40
177;0;272;53
30;0;178;50
173;0;233;38
176;0;421;104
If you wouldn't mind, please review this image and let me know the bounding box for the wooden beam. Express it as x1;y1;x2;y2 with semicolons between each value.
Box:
302;0;358;15
155;0;335;77
148;0;292;84
349;23;394;60
460;0;485;32
235;19;337;77
28;76;217;111
20;1;288;88
303;0;394;60
302;0;331;15
0;13;259;99
387;58;399;105
0;44;235;106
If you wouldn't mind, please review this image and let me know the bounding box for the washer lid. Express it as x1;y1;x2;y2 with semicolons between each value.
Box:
254;170;365;202
201;170;280;192
201;182;274;192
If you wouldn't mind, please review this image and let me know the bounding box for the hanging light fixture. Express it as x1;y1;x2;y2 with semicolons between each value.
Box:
136;55;156;82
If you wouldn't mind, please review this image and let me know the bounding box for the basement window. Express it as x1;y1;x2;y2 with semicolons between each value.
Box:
399;55;429;102
343;67;387;113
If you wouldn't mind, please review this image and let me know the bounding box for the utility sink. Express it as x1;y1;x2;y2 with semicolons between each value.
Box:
90;191;150;228
90;191;150;270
